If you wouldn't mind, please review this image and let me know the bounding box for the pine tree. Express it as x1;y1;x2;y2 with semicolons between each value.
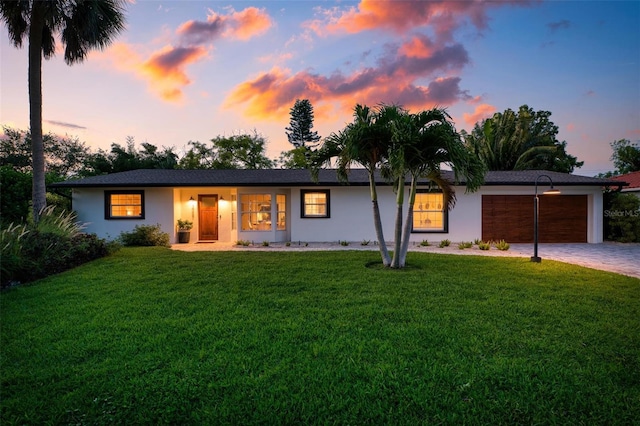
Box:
285;99;321;148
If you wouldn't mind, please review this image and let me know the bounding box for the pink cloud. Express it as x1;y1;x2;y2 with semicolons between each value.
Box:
463;104;497;127
225;45;472;121
141;45;209;102
307;0;528;41
567;123;576;131
177;7;272;44
96;7;273;103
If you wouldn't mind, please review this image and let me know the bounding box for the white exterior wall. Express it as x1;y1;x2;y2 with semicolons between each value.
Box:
73;183;605;244
289;185;479;244
73;187;174;240
289;184;605;244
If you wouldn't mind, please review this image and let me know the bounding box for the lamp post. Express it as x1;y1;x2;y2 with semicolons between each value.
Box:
531;174;561;262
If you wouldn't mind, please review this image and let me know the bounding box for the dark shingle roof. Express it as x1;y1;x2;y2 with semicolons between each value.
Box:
49;169;626;189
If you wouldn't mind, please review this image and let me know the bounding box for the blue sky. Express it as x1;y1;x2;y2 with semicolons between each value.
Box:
1;0;639;176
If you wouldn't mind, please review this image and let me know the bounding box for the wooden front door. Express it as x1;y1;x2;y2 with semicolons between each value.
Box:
198;195;218;240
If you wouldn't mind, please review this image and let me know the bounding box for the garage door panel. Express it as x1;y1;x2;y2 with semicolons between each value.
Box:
482;195;587;243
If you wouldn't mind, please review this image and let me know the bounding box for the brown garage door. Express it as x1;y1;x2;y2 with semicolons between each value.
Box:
482;195;587;243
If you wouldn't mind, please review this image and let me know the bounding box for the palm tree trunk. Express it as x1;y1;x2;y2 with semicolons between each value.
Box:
369;170;391;266
391;177;404;268
28;3;47;223
399;174;418;267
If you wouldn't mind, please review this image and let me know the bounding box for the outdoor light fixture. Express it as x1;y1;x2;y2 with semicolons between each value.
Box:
188;196;196;220
531;174;561;263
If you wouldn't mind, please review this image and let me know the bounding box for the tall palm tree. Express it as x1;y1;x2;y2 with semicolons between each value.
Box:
312;104;394;266
1;0;126;222
391;108;485;267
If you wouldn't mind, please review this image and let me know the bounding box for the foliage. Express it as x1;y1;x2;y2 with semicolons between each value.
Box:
0;166;32;227
178;131;274;169
1;249;638;424
605;192;640;242
236;239;251;246
81;137;178;176
0;207;113;287
1;126;91;177
419;239;431;246
361;239;370;246
285;99;321;148
438;239;451;248
339;240;350;246
277;146;313;169
0;165;73;226
462;105;583;173
458;241;473;249
262;240;270;247
494;239;510;251
314;104;485;268
478;241;491;250
610;139;640;175
176;219;193;230
119;224;170;247
313;104;394;266
0;0;127;222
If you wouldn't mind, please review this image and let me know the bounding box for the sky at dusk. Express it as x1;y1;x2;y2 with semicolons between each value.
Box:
1;0;639;176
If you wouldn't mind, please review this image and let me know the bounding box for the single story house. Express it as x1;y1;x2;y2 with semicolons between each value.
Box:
50;169;626;244
610;171;640;199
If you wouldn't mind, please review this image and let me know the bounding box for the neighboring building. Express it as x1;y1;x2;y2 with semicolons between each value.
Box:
610;171;640;199
50;169;625;244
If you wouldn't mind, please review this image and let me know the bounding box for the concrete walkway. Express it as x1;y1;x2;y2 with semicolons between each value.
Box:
172;241;640;279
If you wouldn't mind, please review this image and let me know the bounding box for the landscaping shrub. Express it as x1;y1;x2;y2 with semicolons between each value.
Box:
1;209;115;287
494;239;510;251
119;224;170;247
478;241;491;250
438;239;451;248
605;192;640;242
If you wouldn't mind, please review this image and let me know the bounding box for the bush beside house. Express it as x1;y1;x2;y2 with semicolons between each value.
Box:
1;207;116;288
605;192;640;242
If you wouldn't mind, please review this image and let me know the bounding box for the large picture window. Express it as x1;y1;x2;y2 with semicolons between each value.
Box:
301;190;330;218
241;194;271;231
412;190;447;232
105;190;144;219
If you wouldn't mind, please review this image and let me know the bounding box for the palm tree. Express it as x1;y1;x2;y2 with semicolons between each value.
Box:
463;105;583;173
312;104;394;266
390;108;485;267
1;0;126;222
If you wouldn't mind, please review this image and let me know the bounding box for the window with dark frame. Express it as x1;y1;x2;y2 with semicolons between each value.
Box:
105;190;144;219
412;190;447;232
301;189;330;218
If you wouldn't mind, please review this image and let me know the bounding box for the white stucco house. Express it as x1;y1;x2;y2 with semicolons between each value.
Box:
49;169;626;245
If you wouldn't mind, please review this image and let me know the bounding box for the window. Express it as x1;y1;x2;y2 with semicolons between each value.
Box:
301;190;330;218
277;194;286;230
105;190;144;219
412;190;447;232
241;194;271;231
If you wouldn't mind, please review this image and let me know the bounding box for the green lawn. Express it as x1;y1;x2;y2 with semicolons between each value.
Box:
1;248;639;425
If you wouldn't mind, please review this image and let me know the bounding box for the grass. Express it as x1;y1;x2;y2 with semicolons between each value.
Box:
1;248;639;425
